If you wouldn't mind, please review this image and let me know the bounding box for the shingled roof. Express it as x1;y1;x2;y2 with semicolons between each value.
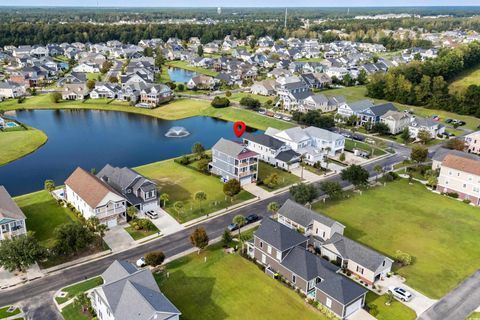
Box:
255;218;307;251
442;154;480;176
281;246;339;281
0;186;26;221
316;275;367;305
278;199;343;229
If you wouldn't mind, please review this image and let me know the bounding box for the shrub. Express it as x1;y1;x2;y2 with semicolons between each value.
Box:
239;96;261;109
446;192;459;198
394;250;413;266
463;199;471;204
145;251;165;267
368;304;379;316
50;92;62;103
177;155;191;165
225;90;232;97
17;96;26;104
211;96;230;108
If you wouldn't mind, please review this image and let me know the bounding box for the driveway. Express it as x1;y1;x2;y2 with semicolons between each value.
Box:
103;225;134;251
376;275;437;316
347;309;376;320
242;183;271;200
151;208;184;236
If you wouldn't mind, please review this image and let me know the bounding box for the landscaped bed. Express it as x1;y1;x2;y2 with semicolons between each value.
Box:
124;219;160;240
257;162;301;191
155;243;325;320
0;306;21;319
55;276;104;305
312;179;480;299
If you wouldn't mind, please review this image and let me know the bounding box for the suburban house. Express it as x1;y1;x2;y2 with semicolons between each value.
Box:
357;103;398;127
139;84;174;107
62;83;90;100
275;77;311;111
436;153;480;205
408;117;445;140
464;131;480;154
90;82;120;99
90;260;181;320
65;167;127;228
249;218;368;319
265;126;345;165
380;110;411;134
0;186;27;241
97;164;159;215
209;138;259;185
336;99;374;120
250;79;277;96
243;133;301;170
301;95;346;113
187;75;216;90
0;81;26;99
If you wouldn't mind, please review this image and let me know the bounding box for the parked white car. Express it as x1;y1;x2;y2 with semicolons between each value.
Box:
388;286;414;302
145;210;159;219
136;257;146;267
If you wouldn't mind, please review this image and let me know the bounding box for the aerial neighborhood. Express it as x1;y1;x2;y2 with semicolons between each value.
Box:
0;5;480;320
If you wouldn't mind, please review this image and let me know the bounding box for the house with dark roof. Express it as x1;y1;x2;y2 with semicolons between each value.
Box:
357;102;398;126
408;116;445;140
97;164;159;215
336;99;375;120
0;186;27;240
90;260;181;320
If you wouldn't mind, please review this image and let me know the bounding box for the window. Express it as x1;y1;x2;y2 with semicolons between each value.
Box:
259;241;263;248
326;297;332;308
292;274;296;284
382;260;385;267
267;245;272;254
356;266;364;274
276;251;282;260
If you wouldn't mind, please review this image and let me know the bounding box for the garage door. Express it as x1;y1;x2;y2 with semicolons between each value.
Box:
345;297;363;318
107;219;117;228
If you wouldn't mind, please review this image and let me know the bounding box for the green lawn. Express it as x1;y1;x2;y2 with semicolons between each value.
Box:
0;95;293;131
312;179;480;299
222;92;273;104
365;292;416;320
155;244;326;320
166;60;219;77
322;86;480;130
14;190;77;248
449;65;480;94
0;126;47;166
345;139;386;156
86;72;102;81
0;306;21;319
134;159;255;223
258;162;301;191
467;312;480;319
125;222;160;241
61;303;90;320
55;276;104;305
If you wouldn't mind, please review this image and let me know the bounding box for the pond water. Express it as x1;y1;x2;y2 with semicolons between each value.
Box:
167;67;198;83
0;109;259;196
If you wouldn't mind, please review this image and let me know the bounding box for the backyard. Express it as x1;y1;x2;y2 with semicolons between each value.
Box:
257;161;302;191
312;179;480;299
0;125;47;166
134;158;255;223
155;243;326;320
365;292;416;320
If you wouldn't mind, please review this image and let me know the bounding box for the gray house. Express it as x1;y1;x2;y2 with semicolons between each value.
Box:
97;164;158;215
90;260;181;320
0;186;27;241
210;138;259;185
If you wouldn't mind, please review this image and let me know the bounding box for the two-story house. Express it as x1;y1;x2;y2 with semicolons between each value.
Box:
210;138;259;185
139;84;174;107
380;110;411;134
97;164;159;215
0;186;27;241
464;131;480;154
436;153;480;205
90;260;181;320
408;117;445;140
65;167;127;228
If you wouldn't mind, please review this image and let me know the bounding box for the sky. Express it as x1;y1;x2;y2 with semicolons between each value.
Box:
2;0;480;7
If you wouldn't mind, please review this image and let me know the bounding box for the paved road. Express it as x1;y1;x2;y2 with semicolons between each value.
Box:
418;270;480;320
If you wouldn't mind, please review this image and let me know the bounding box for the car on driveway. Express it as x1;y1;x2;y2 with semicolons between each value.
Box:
388;286;414;302
145;210;159;219
246;214;259;224
227;223;239;231
136;257;146;267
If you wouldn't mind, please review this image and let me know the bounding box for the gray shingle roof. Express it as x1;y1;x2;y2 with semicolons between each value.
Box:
275;150;301;163
278;199;341;228
348;99;374;112
255;218;307;251
101;260;138;284
369;103;398;117
0;186;26;221
243;133;285;150
281;246;339;281
316;275;367;305
212;138;246;157
432;148;480;162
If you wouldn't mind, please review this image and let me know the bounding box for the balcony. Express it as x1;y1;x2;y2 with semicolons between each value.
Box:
96;206;125;220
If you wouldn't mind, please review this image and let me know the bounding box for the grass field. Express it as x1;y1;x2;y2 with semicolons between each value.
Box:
134;159;254;223
467;312;480;319
125;221;160;240
0;306;21;319
0;126;48;166
61;303;89;320
14;190;77;248
365;292;416;320
0;95;293;131
257;162;301;191
322;86;480;130
55;276;103;305
345;139;386;156
312;179;480;299
155;243;326;320
222;92;273;104
449;65;480;94
166;60;219;77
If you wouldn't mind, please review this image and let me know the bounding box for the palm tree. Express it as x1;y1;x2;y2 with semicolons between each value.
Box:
173;201;184;221
267;201;280;216
374;165;383;181
159;193;169;208
233;215;247;239
127;206;138;221
74;293;90;313
195;191;207;214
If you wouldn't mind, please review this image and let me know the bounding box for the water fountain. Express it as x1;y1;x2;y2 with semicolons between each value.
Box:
164;126;191;138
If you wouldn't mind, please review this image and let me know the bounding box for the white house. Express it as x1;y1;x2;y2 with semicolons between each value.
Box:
380;110;411;134
72;63;100;73
64;167;127;228
409;117;445;140
0;81;26;99
0;186;27;241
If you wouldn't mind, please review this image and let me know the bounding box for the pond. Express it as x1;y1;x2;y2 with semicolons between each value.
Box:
167;67;198;83
0;109;259;196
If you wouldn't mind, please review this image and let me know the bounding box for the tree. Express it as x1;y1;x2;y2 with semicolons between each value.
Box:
249;36;256;50
240;97;261;109
233;215;247;238
145;251;165;267
374;165;383;181
410;145;428;163
222;229;233;247
319;181;343;200
86;79;96;90
372;122;391;135
417;130;431;144
289;183;318;205
194;191;207;213
109;76;118;83
190;227;209;251
196;158;210;173
159;193;169;208
357;69;368;85
44;179;55;192
223;179;241;198
173;201;184;220
267;201;279;215
192;142;205;160
197;45;204;57
263;173;279;189
53;223;93;256
445;138;466;151
0;232;45;272
341;165;369;187
127;206;138;220
74;293;90;313
50;92;62;103
394;250;413;266
400;127;411;144
211;96;230;108
339;153;346;162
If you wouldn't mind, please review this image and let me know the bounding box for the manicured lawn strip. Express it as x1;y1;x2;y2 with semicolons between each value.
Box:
61;303;90;320
166;60;219;77
449;64;480;94
0;95;293;131
155;243;325;320
257;162;301;191
312;179;480;299
322;86;480;130
467;312;480;319
125;223;159;241
55;276;104;305
345;139;386;156
0;306;21;319
0;126;48;166
14;190;77;248
365;292;416;320
134;159;254;223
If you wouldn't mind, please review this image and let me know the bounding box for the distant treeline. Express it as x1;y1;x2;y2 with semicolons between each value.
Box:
366;41;480;117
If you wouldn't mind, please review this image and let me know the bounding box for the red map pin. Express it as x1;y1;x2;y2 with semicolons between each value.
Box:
233;121;246;138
